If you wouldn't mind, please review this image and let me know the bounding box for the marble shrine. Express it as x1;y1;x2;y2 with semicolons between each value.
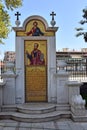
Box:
0;13;86;122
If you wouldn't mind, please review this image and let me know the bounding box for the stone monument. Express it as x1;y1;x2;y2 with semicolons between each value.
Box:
13;13;58;103
0;13;86;123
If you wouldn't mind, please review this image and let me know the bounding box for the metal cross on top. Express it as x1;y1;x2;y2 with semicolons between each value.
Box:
15;11;21;21
50;11;56;21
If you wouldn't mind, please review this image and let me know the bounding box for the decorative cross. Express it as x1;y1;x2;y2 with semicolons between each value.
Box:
50;11;56;21
15;11;21;21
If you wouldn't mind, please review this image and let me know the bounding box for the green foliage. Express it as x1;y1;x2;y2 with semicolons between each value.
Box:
76;7;87;42
5;0;22;10
0;0;22;44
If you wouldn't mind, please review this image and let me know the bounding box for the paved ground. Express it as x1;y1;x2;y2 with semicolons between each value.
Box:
0;119;87;130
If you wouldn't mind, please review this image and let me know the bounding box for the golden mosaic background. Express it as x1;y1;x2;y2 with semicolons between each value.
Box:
16;19;55;36
25;66;47;102
24;40;47;65
24;40;47;102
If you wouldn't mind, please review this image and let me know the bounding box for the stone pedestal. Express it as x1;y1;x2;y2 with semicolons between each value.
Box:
67;81;86;116
67;81;83;104
2;74;16;105
1;61;16;105
56;60;69;104
0;81;6;110
56;72;69;104
71;95;86;116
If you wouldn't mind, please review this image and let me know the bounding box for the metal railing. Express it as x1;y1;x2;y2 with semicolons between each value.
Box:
1;58;87;82
57;57;87;81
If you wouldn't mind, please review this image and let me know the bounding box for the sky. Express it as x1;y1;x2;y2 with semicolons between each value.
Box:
0;0;87;59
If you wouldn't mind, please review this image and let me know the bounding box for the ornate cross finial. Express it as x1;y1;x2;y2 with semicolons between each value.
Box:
50;11;56;27
50;11;56;21
15;11;21;27
15;11;21;21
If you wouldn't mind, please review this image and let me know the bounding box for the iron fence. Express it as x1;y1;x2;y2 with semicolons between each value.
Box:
57;57;87;81
1;58;87;81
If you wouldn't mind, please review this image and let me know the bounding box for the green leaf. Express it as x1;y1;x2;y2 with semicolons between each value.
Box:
0;0;22;44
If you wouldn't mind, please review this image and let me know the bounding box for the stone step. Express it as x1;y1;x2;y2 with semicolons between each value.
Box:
56;104;70;111
1;105;17;112
1;103;70;114
11;111;71;123
0;103;71;123
0;110;71;123
17;103;70;114
17;103;56;114
1;111;87;122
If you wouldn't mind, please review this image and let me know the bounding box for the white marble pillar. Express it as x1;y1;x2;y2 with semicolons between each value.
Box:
0;82;6;108
2;74;16;105
15;37;25;104
47;36;57;103
2;61;16;105
56;72;69;104
56;60;69;104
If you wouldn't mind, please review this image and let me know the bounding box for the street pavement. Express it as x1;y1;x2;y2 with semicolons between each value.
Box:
0;119;87;130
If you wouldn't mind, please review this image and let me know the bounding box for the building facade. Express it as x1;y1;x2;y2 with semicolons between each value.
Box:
56;48;87;59
4;51;15;62
56;48;87;82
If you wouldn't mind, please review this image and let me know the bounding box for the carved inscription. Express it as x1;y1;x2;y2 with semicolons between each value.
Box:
25;66;47;102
